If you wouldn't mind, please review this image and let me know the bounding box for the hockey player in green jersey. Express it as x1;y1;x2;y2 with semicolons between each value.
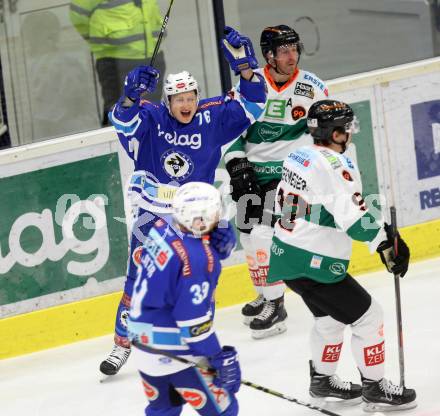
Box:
267;100;416;411
224;25;329;339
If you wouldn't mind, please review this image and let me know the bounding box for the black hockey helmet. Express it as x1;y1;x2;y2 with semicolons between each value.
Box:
260;25;302;59
307;100;354;143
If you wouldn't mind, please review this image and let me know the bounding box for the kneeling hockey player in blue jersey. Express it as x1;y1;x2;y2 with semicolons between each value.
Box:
100;26;266;376
128;182;240;416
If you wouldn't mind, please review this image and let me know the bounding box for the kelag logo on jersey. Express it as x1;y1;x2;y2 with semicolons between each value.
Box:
145;228;173;270
157;124;202;149
411;100;440;210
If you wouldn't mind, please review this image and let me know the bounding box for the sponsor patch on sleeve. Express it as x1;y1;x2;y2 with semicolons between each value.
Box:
144;228;174;270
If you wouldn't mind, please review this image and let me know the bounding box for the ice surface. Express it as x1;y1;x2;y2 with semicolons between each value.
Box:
1;257;439;416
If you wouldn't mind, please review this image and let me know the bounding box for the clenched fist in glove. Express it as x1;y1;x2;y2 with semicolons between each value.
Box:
209;346;241;394
221;26;258;75
210;221;237;260
376;223;410;277
124;65;160;101
226;157;262;203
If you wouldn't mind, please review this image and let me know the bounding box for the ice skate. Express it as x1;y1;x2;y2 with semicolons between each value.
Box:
99;344;131;377
249;295;287;339
241;294;265;325
362;377;417;412
309;360;362;405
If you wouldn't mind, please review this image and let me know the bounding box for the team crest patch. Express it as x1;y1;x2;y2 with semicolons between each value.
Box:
161;150;194;182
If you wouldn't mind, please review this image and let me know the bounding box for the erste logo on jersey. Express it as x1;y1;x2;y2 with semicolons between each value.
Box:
145;227;174;270
303;73;328;96
157;124;202;149
161;149;194;182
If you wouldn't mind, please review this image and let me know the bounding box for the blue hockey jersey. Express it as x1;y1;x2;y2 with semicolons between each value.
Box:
128;219;223;375
109;76;266;212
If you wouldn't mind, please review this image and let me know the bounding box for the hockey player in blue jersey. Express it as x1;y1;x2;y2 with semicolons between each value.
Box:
100;26;266;376
128;182;240;416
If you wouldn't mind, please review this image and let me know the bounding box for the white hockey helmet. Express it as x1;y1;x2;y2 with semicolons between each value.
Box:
162;71;200;110
172;182;222;236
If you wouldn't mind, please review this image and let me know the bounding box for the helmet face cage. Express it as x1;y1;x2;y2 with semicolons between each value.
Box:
162;71;200;111
172;182;222;236
260;25;303;59
307;100;354;143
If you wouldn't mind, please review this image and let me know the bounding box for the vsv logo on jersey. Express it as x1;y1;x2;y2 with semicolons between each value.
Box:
157;124;202;149
161;150;194;181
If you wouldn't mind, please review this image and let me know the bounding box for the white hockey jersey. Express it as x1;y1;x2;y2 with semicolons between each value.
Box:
224;65;329;185
267;144;387;284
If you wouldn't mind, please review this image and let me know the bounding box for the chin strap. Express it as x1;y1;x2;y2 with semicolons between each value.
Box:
330;133;350;153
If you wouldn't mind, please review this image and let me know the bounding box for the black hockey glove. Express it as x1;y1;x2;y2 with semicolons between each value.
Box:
226;158;262;202
376;223;410;277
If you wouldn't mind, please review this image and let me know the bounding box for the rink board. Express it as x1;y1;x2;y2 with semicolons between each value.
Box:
1;58;440;359
1;218;439;359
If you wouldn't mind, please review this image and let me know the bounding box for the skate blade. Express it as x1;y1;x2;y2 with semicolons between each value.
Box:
99;374;111;383
310;394;362;408
243;316;253;326
251;321;287;339
363;400;418;412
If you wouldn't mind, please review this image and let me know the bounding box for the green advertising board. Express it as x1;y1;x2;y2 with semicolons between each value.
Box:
0;154;128;305
350;100;380;198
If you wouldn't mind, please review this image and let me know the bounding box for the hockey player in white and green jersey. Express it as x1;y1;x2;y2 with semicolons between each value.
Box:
224;25;329;339
267;100;416;411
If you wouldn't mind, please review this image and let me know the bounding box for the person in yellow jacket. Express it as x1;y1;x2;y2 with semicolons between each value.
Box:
69;0;165;126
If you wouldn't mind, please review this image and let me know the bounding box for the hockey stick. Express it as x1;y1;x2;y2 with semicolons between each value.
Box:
132;341;342;416
390;206;406;387
149;0;175;67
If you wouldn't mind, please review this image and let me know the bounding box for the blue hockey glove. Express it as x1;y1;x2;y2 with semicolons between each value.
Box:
221;26;258;75
124;65;160;101
210;221;236;260
209;346;241;394
376;223;410;277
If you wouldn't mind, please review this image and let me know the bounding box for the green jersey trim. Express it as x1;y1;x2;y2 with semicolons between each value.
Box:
268;236;349;284
347;212;381;242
